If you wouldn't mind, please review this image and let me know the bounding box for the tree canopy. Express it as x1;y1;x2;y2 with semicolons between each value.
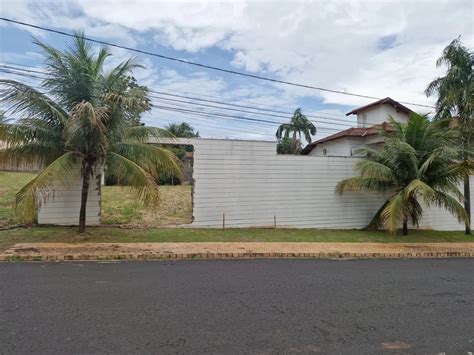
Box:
165;122;200;138
425;37;474;234
276;108;316;154
0;34;180;232
336;114;472;235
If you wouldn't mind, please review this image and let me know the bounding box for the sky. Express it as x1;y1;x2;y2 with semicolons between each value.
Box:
1;0;473;142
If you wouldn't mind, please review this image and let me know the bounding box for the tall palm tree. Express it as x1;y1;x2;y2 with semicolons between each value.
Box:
425;37;474;234
276;108;316;154
0;35;180;232
336;114;471;236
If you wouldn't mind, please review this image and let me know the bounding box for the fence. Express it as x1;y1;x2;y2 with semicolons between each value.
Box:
38;138;471;230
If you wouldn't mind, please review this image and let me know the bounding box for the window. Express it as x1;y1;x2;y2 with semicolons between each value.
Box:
322;148;327;156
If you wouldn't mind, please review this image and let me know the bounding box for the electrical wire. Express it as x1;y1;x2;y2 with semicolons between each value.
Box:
0;17;435;110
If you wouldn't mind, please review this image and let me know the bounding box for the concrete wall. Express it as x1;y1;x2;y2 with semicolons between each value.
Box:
185;138;468;230
37;138;470;230
37;170;101;225
357;104;409;127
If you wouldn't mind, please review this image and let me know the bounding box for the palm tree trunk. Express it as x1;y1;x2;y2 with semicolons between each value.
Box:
402;219;408;236
464;175;471;235
79;158;93;233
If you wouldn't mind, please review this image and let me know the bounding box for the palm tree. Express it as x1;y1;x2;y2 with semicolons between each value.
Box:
425;37;474;234
276;108;316;154
336;114;471;236
0;35;180;232
165;122;200;138
0;111;8;123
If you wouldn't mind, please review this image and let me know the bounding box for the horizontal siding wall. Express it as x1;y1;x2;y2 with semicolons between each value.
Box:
417;177;474;231
0;160;43;172
36;138;470;230
190;139;387;228
38;170;101;226
188;139;468;230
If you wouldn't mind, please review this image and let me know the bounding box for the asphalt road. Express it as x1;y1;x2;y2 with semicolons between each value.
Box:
1;259;473;354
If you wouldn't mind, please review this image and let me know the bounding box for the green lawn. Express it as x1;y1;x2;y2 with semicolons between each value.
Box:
0;171;36;227
1;226;473;251
1;171;473;251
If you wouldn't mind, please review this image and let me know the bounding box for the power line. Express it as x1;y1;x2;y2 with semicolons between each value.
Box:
0;73;444;148
0;65;366;129
1;63;356;125
0;60;321;115
0;68;399;139
1;67;434;142
0;62;344;119
0;17;435;109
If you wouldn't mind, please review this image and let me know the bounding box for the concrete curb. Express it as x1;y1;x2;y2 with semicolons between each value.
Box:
1;242;474;261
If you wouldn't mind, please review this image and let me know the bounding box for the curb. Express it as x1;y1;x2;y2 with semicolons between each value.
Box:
1;251;474;261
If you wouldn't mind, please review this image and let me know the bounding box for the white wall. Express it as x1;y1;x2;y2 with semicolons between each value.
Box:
37;138;470;231
186;139;469;230
37;170;101;225
0;140;43;172
357;104;409;127
308;137;366;157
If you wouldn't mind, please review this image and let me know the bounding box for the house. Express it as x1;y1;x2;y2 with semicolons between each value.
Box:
301;97;413;156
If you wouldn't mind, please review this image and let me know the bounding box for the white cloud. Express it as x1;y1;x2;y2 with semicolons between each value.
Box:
68;0;473;109
2;0;473;137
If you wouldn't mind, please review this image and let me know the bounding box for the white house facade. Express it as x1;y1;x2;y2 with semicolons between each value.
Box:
301;97;412;157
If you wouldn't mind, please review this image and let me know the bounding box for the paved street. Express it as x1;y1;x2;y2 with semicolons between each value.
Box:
1;259;473;354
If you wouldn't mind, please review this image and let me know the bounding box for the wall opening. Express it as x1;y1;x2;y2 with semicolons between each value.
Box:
100;142;194;227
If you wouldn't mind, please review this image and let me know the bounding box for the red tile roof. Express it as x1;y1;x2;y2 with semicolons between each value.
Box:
301;123;392;155
345;97;414;116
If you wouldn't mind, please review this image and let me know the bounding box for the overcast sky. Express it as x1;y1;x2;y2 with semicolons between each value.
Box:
1;0;473;141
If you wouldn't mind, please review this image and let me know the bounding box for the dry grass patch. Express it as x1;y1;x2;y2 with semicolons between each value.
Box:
101;185;192;226
0;172;193;228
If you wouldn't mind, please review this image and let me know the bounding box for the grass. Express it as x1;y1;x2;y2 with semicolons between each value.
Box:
0;171;36;227
1;171;472;251
1;226;473;251
101;185;192;226
0;171;192;227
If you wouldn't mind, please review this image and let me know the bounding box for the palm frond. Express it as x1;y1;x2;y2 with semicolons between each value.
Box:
0;141;62;168
433;190;469;225
66;101;108;157
336;177;393;194
105;152;161;207
365;198;392;231
381;191;411;233
0;79;68;126
404;179;437;201
111;142;182;178
15;151;82;223
122;125;175;143
355;160;395;181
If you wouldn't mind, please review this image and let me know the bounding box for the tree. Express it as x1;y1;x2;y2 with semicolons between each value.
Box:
0;34;180;232
165;122;200;138
276;136;298;154
336;114;471;236
0;111;10;124
276;108;316;154
425;37;474;234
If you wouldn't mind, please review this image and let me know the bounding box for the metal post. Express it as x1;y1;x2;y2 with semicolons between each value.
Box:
274;215;276;229
222;213;225;230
